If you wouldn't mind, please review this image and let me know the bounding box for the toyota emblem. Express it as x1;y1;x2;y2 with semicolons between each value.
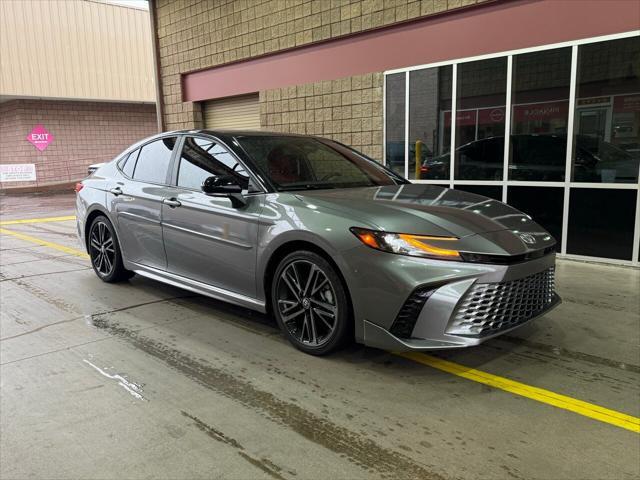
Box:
518;233;536;245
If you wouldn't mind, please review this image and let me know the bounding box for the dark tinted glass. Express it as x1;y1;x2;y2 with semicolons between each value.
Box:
507;186;564;246
121;149;138;178
409;65;452;180
133;137;176;184
236;136;398;190
572;37;640;183
455;58;507;180
385;73;406;176
454;184;502;201
567;188;636;260
178;137;249;190
509;48;571;181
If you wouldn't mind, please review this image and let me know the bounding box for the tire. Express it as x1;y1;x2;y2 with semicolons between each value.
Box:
271;250;351;355
88;215;134;283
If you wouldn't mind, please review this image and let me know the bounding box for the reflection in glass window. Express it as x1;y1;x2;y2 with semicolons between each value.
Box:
507;186;564;246
454;58;507;180
408;66;452;180
454;184;502;201
509;48;572;181
133;137;176;184
572;37;640;183
567;188;636;260
385;73;406;177
178;137;249;190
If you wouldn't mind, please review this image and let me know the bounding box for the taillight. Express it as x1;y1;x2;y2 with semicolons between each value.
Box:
74;182;84;193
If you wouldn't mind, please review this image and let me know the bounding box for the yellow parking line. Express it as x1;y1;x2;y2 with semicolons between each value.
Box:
399;352;640;434
1;226;638;434
0;227;88;258
0;215;77;226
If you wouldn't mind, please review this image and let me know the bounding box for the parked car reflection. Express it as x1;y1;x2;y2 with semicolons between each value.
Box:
419;134;639;183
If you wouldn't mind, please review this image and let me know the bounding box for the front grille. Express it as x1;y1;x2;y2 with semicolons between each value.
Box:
446;267;556;337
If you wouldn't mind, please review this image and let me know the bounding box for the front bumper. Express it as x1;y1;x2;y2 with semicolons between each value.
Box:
344;246;560;351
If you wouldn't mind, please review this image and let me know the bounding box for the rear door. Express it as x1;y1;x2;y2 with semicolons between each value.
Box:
161;135;264;298
112;136;178;270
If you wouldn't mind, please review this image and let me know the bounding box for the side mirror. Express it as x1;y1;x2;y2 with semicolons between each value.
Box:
201;175;246;207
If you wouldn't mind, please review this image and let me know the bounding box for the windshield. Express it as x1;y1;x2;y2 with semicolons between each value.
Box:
235;135;404;191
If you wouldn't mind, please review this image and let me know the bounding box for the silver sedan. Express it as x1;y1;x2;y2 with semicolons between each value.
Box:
76;131;560;355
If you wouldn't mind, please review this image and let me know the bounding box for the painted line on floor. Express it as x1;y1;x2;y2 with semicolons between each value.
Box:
2;226;638;434
0;215;77;226
0;227;89;258
398;352;640;434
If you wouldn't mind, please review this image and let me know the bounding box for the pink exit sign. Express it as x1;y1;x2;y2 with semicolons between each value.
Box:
27;125;54;151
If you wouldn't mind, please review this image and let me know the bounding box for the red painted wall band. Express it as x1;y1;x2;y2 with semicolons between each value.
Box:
182;0;639;102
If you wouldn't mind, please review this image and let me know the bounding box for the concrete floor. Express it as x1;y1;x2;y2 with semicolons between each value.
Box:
1;192;638;480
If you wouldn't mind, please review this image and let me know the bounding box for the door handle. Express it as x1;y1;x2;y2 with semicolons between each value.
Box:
162;198;182;208
109;187;123;196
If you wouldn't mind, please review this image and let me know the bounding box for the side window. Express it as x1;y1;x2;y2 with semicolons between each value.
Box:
177;136;249;190
122;149;139;178
132;137;176;184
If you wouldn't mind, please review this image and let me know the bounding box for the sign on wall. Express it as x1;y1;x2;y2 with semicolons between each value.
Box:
0;164;37;182
26;124;54;151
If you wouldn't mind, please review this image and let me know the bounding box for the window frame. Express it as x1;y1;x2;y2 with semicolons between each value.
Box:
383;30;640;266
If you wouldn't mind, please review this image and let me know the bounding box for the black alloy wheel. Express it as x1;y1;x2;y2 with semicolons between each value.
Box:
88;215;133;283
272;251;350;355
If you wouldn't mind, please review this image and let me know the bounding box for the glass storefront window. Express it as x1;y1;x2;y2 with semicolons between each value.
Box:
454;58;507;180
384;35;640;264
453;184;502;201
408;66;452;180
567;188;637;260
509;48;572;181
385;73;406;176
572;37;640;183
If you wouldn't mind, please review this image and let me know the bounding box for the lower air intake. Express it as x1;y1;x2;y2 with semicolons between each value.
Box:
447;267;557;337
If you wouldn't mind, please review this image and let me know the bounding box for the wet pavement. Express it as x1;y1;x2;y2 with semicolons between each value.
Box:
1;193;639;480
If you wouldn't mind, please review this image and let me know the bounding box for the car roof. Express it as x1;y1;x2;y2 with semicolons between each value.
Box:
169;129;312;140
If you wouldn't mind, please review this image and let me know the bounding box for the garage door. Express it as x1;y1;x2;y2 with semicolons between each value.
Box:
203;94;260;130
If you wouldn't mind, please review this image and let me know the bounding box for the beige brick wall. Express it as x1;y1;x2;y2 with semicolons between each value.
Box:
260;72;384;160
154;0;488;138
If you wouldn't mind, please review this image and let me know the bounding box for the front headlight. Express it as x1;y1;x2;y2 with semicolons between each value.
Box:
350;227;461;261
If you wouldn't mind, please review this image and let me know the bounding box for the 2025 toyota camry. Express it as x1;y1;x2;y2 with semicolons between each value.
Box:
76;131;560;355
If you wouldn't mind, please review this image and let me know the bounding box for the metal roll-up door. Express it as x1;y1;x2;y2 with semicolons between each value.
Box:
203;94;260;130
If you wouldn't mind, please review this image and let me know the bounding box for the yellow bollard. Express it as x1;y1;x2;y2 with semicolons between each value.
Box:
415;140;423;180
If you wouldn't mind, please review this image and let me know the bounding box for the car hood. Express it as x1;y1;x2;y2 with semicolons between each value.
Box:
295;184;555;255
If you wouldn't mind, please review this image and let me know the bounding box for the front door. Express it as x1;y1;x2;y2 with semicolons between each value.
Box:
161;135;264;299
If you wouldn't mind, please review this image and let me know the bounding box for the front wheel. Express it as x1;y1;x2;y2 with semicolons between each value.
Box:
271;251;351;355
88;215;134;283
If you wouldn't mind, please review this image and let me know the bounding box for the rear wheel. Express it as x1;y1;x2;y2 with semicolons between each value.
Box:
271;251;350;355
88;215;133;283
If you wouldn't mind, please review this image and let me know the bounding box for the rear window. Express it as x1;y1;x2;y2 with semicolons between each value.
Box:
132;137;176;184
